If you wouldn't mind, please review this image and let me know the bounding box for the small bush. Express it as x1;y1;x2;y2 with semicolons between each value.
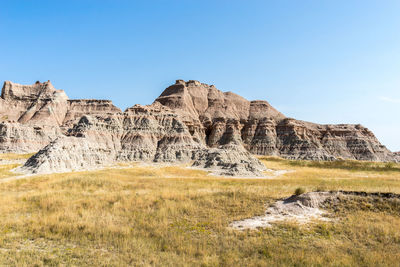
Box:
385;162;395;170
294;187;306;196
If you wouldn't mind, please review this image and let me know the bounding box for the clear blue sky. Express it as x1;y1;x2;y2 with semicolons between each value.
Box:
1;1;399;151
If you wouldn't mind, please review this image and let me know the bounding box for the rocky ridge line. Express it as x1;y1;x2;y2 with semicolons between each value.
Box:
0;79;397;176
155;80;398;162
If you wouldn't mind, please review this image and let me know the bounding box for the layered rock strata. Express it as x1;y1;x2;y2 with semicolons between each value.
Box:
0;123;61;153
1;79;398;176
155;80;398;162
19;103;265;176
0;81;120;153
62;99;121;130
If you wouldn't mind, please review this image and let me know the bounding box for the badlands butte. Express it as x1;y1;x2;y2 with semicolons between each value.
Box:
0;79;398;176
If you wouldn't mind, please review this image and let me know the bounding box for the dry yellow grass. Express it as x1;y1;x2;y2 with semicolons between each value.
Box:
0;153;34;161
0;154;399;266
0;153;33;179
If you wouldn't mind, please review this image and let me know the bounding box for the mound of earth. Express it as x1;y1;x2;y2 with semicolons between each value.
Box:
0;79;398;176
230;192;335;229
230;191;400;230
192;144;266;177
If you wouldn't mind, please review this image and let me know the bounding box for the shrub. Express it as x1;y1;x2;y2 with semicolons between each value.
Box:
294;187;306;196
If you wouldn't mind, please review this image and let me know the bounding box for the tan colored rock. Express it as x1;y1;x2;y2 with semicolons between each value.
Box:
0;81;120;152
62;99;121;130
19;103;263;176
3;78;399;177
156;80;284;122
0;80;69;126
156;80;398;162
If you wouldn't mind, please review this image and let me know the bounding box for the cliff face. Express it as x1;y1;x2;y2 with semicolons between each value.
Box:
155;80;285;148
62;99;122;130
0;81;121;152
155;80;398;162
271;120;393;161
0;81;69;126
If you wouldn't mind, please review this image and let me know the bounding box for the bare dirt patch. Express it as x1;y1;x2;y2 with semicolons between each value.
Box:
230;192;334;230
230;191;400;230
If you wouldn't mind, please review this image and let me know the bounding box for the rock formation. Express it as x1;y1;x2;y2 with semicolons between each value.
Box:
0;81;121;153
62;99;121;130
155;80;398;162
18;102;265;176
230;191;334;229
0;79;398;176
0;80;68;125
0;122;61;153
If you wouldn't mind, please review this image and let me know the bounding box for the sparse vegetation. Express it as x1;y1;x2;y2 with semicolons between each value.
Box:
0;153;34;161
262;156;400;172
0;153;34;179
0;155;398;266
294;187;305;195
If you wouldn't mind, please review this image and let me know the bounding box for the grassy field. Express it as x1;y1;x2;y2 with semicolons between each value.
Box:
0;153;34;179
0;155;399;266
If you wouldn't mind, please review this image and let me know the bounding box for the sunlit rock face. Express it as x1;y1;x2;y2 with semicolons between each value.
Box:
62;99;122;130
19;102;265;176
393;152;400;161
0;81;69;125
0;122;61;153
0;81;121;153
2;79;398;176
155;80;398;162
